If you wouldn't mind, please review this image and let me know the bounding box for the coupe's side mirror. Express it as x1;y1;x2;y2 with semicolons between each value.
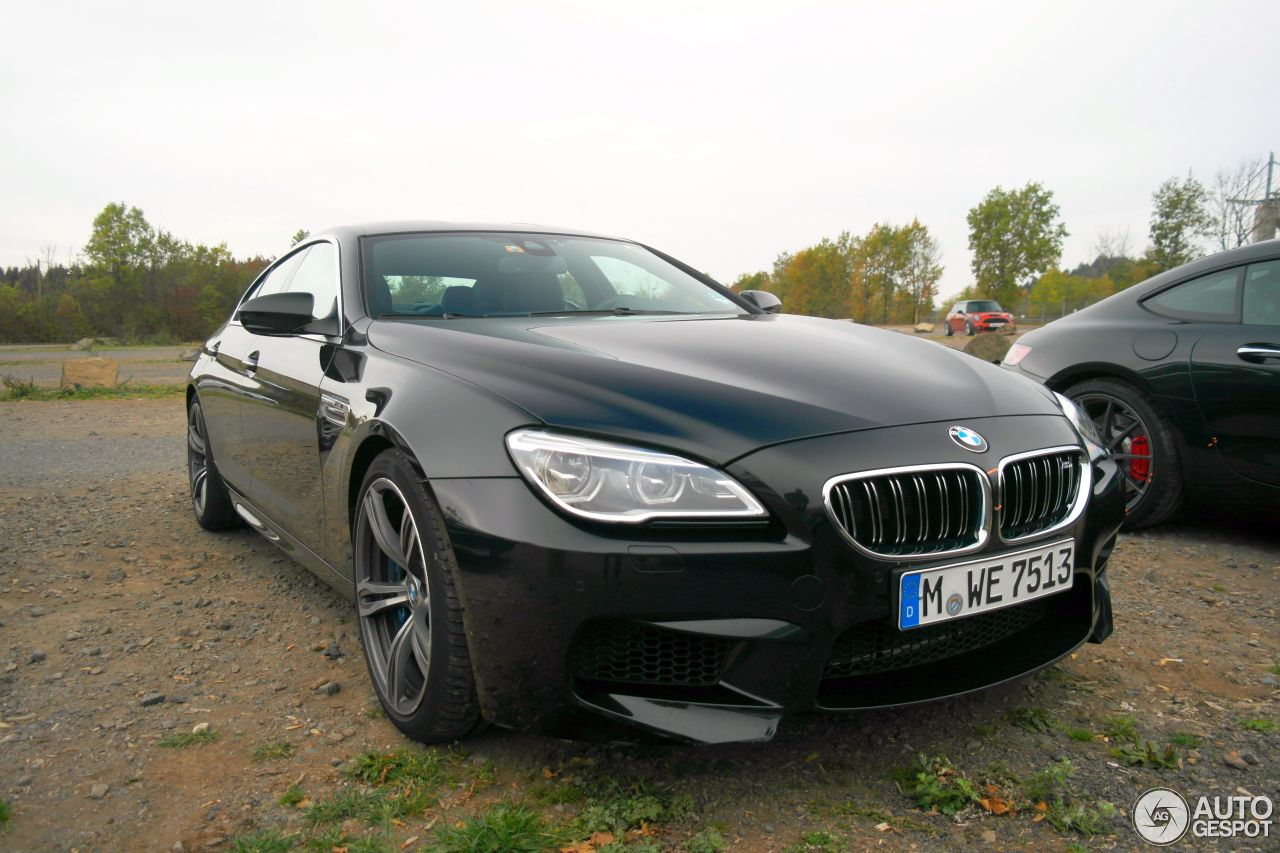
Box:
740;290;782;314
238;292;315;335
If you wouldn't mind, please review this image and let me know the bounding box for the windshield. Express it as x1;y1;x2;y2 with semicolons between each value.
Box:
361;232;743;318
964;300;1004;313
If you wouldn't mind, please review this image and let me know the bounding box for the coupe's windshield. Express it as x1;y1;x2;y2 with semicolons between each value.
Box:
361;232;743;318
963;300;1004;313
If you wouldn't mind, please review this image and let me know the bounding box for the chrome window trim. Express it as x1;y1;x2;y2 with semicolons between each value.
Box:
231;236;346;338
821;462;993;561
995;445;1091;544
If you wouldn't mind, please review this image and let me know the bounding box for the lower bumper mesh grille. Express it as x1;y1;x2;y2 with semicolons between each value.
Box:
823;599;1048;679
571;621;729;687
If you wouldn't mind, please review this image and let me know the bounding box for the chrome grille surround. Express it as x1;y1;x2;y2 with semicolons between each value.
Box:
996;446;1091;543
822;463;992;560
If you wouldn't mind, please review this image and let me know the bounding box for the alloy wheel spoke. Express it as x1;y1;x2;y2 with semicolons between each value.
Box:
188;421;207;455
1100;401;1115;443
356;578;410;617
1120;469;1147;493
399;513;420;577
192;466;208;504
386;619;425;711
411;621;432;676
363;489;410;567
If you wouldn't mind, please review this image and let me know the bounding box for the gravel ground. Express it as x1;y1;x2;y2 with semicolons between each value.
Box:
0;398;1276;853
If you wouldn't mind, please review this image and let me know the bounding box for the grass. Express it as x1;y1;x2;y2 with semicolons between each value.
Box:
1046;800;1116;837
1170;732;1204;748
569;777;695;838
1065;727;1095;742
0;798;9;829
277;785;305;807
893;754;979;815
251;740;295;762
1015;759;1116;837
784;831;843;853
1239;718;1276;732
228;830;295;853
158;728;218;749
1006;706;1055;733
1100;714;1139;743
1021;760;1072;805
306;788;429;826
1108;741;1180;769
0;375;185;402
346;747;461;794
685;827;728;852
435;803;560;853
527;779;588;805
1270;662;1280;676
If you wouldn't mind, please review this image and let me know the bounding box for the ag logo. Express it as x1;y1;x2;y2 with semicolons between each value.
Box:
948;425;988;453
1133;787;1189;845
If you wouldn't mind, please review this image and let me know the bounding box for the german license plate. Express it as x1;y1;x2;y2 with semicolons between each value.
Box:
898;540;1074;630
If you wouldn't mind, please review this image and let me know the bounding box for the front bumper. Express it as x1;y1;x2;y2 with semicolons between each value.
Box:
434;416;1122;744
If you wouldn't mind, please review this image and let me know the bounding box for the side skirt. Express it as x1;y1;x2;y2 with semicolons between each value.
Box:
226;486;353;601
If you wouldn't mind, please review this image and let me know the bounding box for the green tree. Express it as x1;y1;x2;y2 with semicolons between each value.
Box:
291;228;310;245
901;219;943;324
1149;173;1212;270
967;182;1068;307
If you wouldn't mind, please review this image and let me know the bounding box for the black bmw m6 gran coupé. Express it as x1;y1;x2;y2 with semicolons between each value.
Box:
186;222;1123;744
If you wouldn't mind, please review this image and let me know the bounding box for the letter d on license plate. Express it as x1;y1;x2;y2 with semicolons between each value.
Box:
898;540;1074;630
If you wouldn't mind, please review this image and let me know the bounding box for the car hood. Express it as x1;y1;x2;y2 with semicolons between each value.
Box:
367;313;1060;464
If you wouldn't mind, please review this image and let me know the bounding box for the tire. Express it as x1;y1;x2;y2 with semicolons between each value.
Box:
187;398;239;530
966;321;975;336
1066;377;1183;529
944;320;953;337
353;449;480;742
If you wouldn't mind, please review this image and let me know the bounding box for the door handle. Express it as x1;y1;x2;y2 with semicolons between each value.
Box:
1236;344;1280;363
245;350;260;372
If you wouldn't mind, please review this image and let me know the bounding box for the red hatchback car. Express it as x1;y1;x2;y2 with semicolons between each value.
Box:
945;299;1016;336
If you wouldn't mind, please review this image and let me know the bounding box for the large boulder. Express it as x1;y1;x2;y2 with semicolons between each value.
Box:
70;337;95;351
61;357;119;389
963;333;1012;365
914;322;935;334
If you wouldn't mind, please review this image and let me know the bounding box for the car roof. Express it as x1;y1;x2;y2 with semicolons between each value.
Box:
313;221;627;243
1131;239;1280;296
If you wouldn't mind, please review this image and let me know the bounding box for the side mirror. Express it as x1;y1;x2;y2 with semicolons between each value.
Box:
740;290;782;314
238;292;315;335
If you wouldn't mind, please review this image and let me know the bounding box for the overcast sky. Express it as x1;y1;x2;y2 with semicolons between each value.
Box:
2;1;1276;297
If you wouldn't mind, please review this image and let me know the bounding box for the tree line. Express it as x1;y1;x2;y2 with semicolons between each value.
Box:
0;204;275;343
734;154;1274;323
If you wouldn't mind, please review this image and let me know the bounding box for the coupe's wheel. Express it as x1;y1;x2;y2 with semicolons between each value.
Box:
353;449;480;742
1066;378;1183;529
966;321;975;336
944;320;953;337
187;398;239;530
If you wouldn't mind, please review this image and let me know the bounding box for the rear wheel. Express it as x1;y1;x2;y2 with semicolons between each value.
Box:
187;398;239;530
1066;377;1183;528
353;449;480;742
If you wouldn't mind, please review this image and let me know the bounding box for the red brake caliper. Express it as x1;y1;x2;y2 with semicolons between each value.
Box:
1129;435;1151;483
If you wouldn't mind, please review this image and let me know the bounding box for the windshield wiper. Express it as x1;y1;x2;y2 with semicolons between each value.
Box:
526;307;690;317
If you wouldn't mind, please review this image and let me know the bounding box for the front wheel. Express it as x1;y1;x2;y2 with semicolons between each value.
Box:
1066;378;1183;528
944;320;953;337
966;321;975;336
353;449;481;742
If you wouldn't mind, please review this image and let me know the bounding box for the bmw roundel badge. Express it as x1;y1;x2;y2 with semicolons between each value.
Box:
948;425;988;453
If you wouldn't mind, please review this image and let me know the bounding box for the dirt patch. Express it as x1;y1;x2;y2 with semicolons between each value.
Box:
0;399;1276;852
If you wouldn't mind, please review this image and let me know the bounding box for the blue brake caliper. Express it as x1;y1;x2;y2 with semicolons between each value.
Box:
387;559;408;630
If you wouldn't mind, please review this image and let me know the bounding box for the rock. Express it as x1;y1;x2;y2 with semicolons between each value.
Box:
1223;751;1249;770
192;722;210;734
1240;751;1259;765
981;830;998;844
60;357;119;389
178;349;200;362
71;337;96;351
316;681;340;696
89;782;110;799
326;731;345;744
914;322;935;333
29;649;47;664
962;333;1012;364
139;692;166;707
16;774;33;786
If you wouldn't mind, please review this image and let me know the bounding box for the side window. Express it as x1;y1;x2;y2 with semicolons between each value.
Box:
287;243;339;319
1143;267;1241;322
251;250;306;300
1243;260;1280;326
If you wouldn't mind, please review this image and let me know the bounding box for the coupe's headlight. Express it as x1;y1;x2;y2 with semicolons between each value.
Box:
506;430;767;523
1053;392;1104;448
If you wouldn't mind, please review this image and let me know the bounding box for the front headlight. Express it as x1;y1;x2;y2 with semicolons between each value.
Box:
506;429;767;523
1053;392;1105;448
